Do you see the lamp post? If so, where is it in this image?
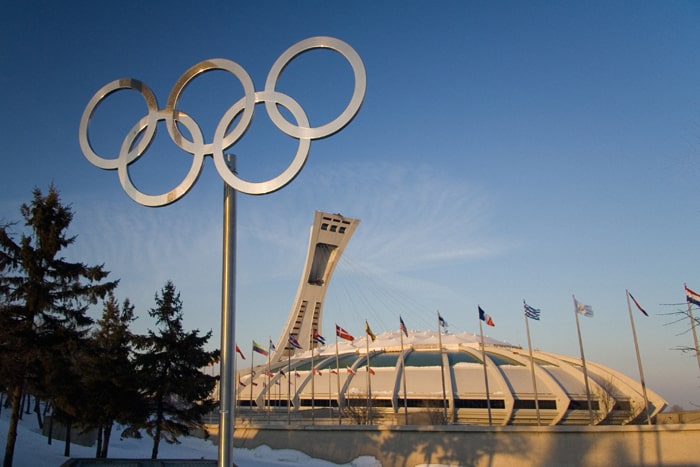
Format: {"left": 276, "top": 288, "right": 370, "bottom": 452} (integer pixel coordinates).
{"left": 78, "top": 36, "right": 365, "bottom": 467}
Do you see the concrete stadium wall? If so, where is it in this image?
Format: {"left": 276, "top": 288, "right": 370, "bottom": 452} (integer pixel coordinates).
{"left": 234, "top": 423, "right": 700, "bottom": 467}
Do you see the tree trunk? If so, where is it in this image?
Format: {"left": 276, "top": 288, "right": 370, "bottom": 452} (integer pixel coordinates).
{"left": 95, "top": 424, "right": 103, "bottom": 458}
{"left": 151, "top": 423, "right": 161, "bottom": 460}
{"left": 3, "top": 384, "right": 22, "bottom": 467}
{"left": 101, "top": 421, "right": 113, "bottom": 458}
{"left": 33, "top": 397, "right": 43, "bottom": 430}
{"left": 47, "top": 414, "right": 53, "bottom": 445}
{"left": 63, "top": 419, "right": 71, "bottom": 457}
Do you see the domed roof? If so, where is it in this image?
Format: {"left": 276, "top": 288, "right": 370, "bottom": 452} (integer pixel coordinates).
{"left": 235, "top": 212, "right": 666, "bottom": 425}
{"left": 236, "top": 330, "right": 666, "bottom": 425}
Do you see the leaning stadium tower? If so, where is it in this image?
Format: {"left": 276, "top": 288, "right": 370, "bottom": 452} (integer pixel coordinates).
{"left": 236, "top": 211, "right": 666, "bottom": 425}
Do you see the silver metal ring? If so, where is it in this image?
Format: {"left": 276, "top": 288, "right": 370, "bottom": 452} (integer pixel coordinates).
{"left": 117, "top": 110, "right": 206, "bottom": 207}
{"left": 78, "top": 37, "right": 365, "bottom": 205}
{"left": 212, "top": 90, "right": 311, "bottom": 195}
{"left": 264, "top": 36, "right": 366, "bottom": 140}
{"left": 79, "top": 78, "right": 158, "bottom": 170}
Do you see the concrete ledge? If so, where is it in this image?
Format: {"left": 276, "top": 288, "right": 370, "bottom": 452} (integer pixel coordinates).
{"left": 234, "top": 423, "right": 700, "bottom": 466}
{"left": 60, "top": 460, "right": 215, "bottom": 467}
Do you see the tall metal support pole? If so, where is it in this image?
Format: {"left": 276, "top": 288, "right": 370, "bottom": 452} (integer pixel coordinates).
{"left": 365, "top": 336, "right": 372, "bottom": 424}
{"left": 573, "top": 295, "right": 595, "bottom": 425}
{"left": 335, "top": 336, "right": 342, "bottom": 425}
{"left": 218, "top": 154, "right": 236, "bottom": 467}
{"left": 287, "top": 351, "right": 291, "bottom": 424}
{"left": 399, "top": 323, "right": 408, "bottom": 425}
{"left": 626, "top": 290, "right": 651, "bottom": 425}
{"left": 524, "top": 314, "right": 541, "bottom": 426}
{"left": 437, "top": 312, "right": 448, "bottom": 423}
{"left": 687, "top": 302, "right": 700, "bottom": 373}
{"left": 478, "top": 317, "right": 493, "bottom": 426}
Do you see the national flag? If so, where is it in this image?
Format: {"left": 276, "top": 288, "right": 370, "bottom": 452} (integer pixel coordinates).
{"left": 313, "top": 330, "right": 326, "bottom": 345}
{"left": 331, "top": 369, "right": 338, "bottom": 375}
{"left": 524, "top": 301, "right": 541, "bottom": 320}
{"left": 368, "top": 367, "right": 375, "bottom": 375}
{"left": 269, "top": 339, "right": 276, "bottom": 351}
{"left": 628, "top": 291, "right": 649, "bottom": 317}
{"left": 238, "top": 380, "right": 247, "bottom": 387}
{"left": 236, "top": 344, "right": 246, "bottom": 360}
{"left": 251, "top": 381, "right": 258, "bottom": 386}
{"left": 264, "top": 369, "right": 274, "bottom": 377}
{"left": 685, "top": 284, "right": 700, "bottom": 307}
{"left": 346, "top": 367, "right": 356, "bottom": 375}
{"left": 313, "top": 367, "right": 322, "bottom": 375}
{"left": 400, "top": 316, "right": 408, "bottom": 337}
{"left": 478, "top": 306, "right": 495, "bottom": 326}
{"left": 295, "top": 371, "right": 301, "bottom": 378}
{"left": 365, "top": 321, "right": 376, "bottom": 341}
{"left": 252, "top": 341, "right": 268, "bottom": 356}
{"left": 575, "top": 299, "right": 594, "bottom": 318}
{"left": 336, "top": 324, "right": 355, "bottom": 341}
{"left": 288, "top": 334, "right": 303, "bottom": 350}
{"left": 279, "top": 369, "right": 286, "bottom": 377}
{"left": 438, "top": 312, "right": 448, "bottom": 332}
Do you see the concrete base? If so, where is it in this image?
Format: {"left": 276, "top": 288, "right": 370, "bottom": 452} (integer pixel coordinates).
{"left": 234, "top": 423, "right": 700, "bottom": 467}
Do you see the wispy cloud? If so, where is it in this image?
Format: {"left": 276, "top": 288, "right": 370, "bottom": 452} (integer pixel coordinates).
{"left": 300, "top": 160, "right": 513, "bottom": 272}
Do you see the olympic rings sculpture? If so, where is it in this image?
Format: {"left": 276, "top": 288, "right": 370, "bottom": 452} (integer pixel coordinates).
{"left": 78, "top": 37, "right": 366, "bottom": 206}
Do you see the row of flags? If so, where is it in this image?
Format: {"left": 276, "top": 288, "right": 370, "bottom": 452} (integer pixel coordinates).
{"left": 234, "top": 284, "right": 700, "bottom": 361}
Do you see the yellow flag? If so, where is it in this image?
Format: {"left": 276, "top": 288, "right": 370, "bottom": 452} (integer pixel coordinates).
{"left": 365, "top": 320, "right": 376, "bottom": 341}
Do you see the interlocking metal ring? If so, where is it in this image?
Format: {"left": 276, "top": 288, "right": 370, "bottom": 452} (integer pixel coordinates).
{"left": 78, "top": 37, "right": 366, "bottom": 206}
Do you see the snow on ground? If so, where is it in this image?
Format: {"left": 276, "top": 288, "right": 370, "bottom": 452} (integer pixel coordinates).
{"left": 0, "top": 407, "right": 380, "bottom": 466}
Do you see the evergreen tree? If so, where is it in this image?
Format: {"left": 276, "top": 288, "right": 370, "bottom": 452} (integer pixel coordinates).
{"left": 80, "top": 293, "right": 145, "bottom": 458}
{"left": 124, "top": 281, "right": 217, "bottom": 460}
{"left": 0, "top": 185, "right": 117, "bottom": 467}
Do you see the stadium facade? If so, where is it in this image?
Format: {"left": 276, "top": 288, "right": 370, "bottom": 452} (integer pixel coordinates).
{"left": 235, "top": 211, "right": 666, "bottom": 425}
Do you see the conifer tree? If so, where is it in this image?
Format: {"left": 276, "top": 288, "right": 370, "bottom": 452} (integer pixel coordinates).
{"left": 124, "top": 281, "right": 217, "bottom": 459}
{"left": 0, "top": 185, "right": 117, "bottom": 467}
{"left": 80, "top": 292, "right": 145, "bottom": 458}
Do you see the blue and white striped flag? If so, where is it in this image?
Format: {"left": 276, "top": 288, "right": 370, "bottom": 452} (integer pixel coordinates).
{"left": 524, "top": 301, "right": 541, "bottom": 320}
{"left": 575, "top": 299, "right": 594, "bottom": 318}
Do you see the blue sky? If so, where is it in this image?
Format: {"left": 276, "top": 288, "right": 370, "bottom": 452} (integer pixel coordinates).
{"left": 2, "top": 1, "right": 700, "bottom": 409}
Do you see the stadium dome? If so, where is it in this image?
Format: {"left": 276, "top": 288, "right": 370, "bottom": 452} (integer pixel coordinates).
{"left": 236, "top": 329, "right": 666, "bottom": 426}
{"left": 235, "top": 212, "right": 666, "bottom": 425}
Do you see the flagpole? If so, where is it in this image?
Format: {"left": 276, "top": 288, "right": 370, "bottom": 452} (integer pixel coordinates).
{"left": 266, "top": 342, "right": 271, "bottom": 422}
{"left": 437, "top": 311, "right": 448, "bottom": 423}
{"left": 328, "top": 362, "right": 332, "bottom": 417}
{"left": 400, "top": 318, "right": 408, "bottom": 425}
{"left": 626, "top": 290, "right": 651, "bottom": 425}
{"left": 249, "top": 343, "right": 255, "bottom": 420}
{"left": 287, "top": 350, "right": 291, "bottom": 424}
{"left": 524, "top": 307, "right": 541, "bottom": 426}
{"left": 310, "top": 333, "right": 315, "bottom": 425}
{"left": 266, "top": 342, "right": 271, "bottom": 424}
{"left": 573, "top": 295, "right": 595, "bottom": 425}
{"left": 478, "top": 314, "right": 493, "bottom": 426}
{"left": 218, "top": 154, "right": 236, "bottom": 467}
{"left": 335, "top": 329, "right": 342, "bottom": 425}
{"left": 685, "top": 285, "right": 700, "bottom": 373}
{"left": 365, "top": 325, "right": 373, "bottom": 425}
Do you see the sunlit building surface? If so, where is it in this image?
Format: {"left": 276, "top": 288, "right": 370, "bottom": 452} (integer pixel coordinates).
{"left": 235, "top": 212, "right": 666, "bottom": 425}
